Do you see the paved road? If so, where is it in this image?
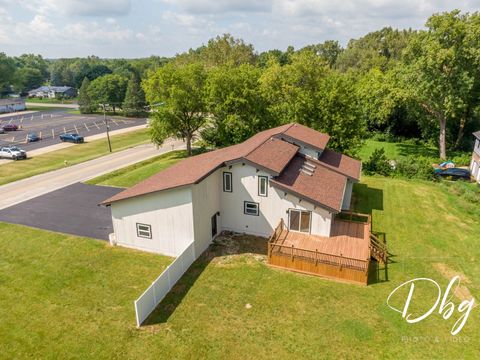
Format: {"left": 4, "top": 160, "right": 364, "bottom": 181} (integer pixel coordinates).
{"left": 0, "top": 123, "right": 148, "bottom": 167}
{"left": 0, "top": 138, "right": 185, "bottom": 211}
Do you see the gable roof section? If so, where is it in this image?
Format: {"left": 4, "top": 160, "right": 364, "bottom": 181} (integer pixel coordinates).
{"left": 234, "top": 138, "right": 299, "bottom": 175}
{"left": 474, "top": 131, "right": 480, "bottom": 140}
{"left": 317, "top": 149, "right": 361, "bottom": 181}
{"left": 270, "top": 155, "right": 347, "bottom": 213}
{"left": 102, "top": 123, "right": 336, "bottom": 205}
{"left": 279, "top": 123, "right": 330, "bottom": 151}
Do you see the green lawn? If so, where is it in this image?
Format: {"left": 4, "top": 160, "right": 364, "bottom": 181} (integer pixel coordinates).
{"left": 26, "top": 98, "right": 77, "bottom": 104}
{"left": 1, "top": 176, "right": 478, "bottom": 358}
{"left": 86, "top": 150, "right": 188, "bottom": 187}
{"left": 0, "top": 129, "right": 150, "bottom": 186}
{"left": 0, "top": 223, "right": 172, "bottom": 359}
{"left": 358, "top": 139, "right": 469, "bottom": 163}
{"left": 25, "top": 105, "right": 70, "bottom": 112}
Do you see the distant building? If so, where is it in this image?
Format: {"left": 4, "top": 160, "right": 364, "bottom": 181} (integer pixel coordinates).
{"left": 0, "top": 98, "right": 26, "bottom": 114}
{"left": 470, "top": 131, "right": 480, "bottom": 183}
{"left": 28, "top": 86, "right": 77, "bottom": 99}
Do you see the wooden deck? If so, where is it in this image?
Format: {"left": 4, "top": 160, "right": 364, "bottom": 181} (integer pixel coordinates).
{"left": 267, "top": 215, "right": 372, "bottom": 285}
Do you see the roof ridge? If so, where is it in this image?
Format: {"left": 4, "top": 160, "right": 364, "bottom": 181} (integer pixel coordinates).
{"left": 243, "top": 123, "right": 296, "bottom": 158}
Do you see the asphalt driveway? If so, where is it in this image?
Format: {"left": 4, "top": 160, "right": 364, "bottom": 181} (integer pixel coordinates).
{"left": 0, "top": 182, "right": 123, "bottom": 240}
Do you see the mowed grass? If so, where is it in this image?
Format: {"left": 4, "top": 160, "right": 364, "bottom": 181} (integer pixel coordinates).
{"left": 357, "top": 139, "right": 439, "bottom": 161}
{"left": 1, "top": 177, "right": 479, "bottom": 358}
{"left": 0, "top": 223, "right": 172, "bottom": 359}
{"left": 0, "top": 129, "right": 150, "bottom": 186}
{"left": 87, "top": 150, "right": 189, "bottom": 188}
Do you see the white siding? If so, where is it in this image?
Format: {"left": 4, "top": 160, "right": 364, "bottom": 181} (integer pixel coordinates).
{"left": 219, "top": 163, "right": 332, "bottom": 237}
{"left": 342, "top": 179, "right": 354, "bottom": 210}
{"left": 191, "top": 169, "right": 222, "bottom": 257}
{"left": 111, "top": 187, "right": 194, "bottom": 257}
{"left": 298, "top": 145, "right": 321, "bottom": 159}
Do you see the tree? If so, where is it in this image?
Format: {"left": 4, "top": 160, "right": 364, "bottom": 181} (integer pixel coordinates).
{"left": 78, "top": 78, "right": 95, "bottom": 114}
{"left": 175, "top": 34, "right": 256, "bottom": 67}
{"left": 403, "top": 10, "right": 480, "bottom": 158}
{"left": 88, "top": 74, "right": 128, "bottom": 114}
{"left": 0, "top": 53, "right": 16, "bottom": 95}
{"left": 123, "top": 74, "right": 145, "bottom": 117}
{"left": 203, "top": 64, "right": 275, "bottom": 147}
{"left": 300, "top": 40, "right": 344, "bottom": 68}
{"left": 260, "top": 51, "right": 365, "bottom": 154}
{"left": 13, "top": 67, "right": 44, "bottom": 94}
{"left": 143, "top": 63, "right": 207, "bottom": 156}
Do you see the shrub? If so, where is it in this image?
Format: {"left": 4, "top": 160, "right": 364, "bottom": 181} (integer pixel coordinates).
{"left": 395, "top": 156, "right": 436, "bottom": 180}
{"left": 451, "top": 154, "right": 472, "bottom": 167}
{"left": 363, "top": 148, "right": 392, "bottom": 176}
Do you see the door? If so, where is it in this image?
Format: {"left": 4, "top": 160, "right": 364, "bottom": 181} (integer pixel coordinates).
{"left": 288, "top": 209, "right": 311, "bottom": 233}
{"left": 211, "top": 214, "right": 217, "bottom": 238}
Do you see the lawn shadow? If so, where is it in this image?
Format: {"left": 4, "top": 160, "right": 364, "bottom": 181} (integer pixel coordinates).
{"left": 352, "top": 183, "right": 384, "bottom": 214}
{"left": 142, "top": 233, "right": 267, "bottom": 326}
{"left": 396, "top": 142, "right": 438, "bottom": 158}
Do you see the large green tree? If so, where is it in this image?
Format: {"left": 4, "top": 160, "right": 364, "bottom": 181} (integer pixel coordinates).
{"left": 78, "top": 78, "right": 95, "bottom": 114}
{"left": 203, "top": 64, "right": 275, "bottom": 147}
{"left": 88, "top": 74, "right": 128, "bottom": 114}
{"left": 260, "top": 51, "right": 366, "bottom": 153}
{"left": 122, "top": 74, "right": 145, "bottom": 117}
{"left": 143, "top": 63, "right": 207, "bottom": 155}
{"left": 404, "top": 10, "right": 480, "bottom": 158}
{"left": 0, "top": 53, "right": 16, "bottom": 95}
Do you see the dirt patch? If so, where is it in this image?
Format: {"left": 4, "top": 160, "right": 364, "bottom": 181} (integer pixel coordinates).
{"left": 433, "top": 263, "right": 475, "bottom": 303}
{"left": 209, "top": 232, "right": 268, "bottom": 265}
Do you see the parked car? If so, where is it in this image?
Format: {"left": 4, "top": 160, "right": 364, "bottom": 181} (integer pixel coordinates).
{"left": 59, "top": 133, "right": 84, "bottom": 143}
{"left": 27, "top": 132, "right": 40, "bottom": 142}
{"left": 0, "top": 146, "right": 27, "bottom": 160}
{"left": 0, "top": 127, "right": 4, "bottom": 134}
{"left": 2, "top": 124, "right": 18, "bottom": 131}
{"left": 434, "top": 167, "right": 471, "bottom": 181}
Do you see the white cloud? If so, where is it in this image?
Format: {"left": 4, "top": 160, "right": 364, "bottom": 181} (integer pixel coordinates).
{"left": 161, "top": 0, "right": 272, "bottom": 14}
{"left": 18, "top": 0, "right": 131, "bottom": 17}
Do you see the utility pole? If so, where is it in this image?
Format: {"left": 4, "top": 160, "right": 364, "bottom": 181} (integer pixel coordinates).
{"left": 103, "top": 104, "right": 112, "bottom": 153}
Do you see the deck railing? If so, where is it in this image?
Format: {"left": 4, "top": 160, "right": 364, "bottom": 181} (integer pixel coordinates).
{"left": 269, "top": 241, "right": 369, "bottom": 272}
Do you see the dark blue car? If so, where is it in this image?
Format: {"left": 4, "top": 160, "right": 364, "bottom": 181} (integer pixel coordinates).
{"left": 59, "top": 133, "right": 84, "bottom": 144}
{"left": 435, "top": 167, "right": 471, "bottom": 181}
{"left": 27, "top": 133, "right": 40, "bottom": 142}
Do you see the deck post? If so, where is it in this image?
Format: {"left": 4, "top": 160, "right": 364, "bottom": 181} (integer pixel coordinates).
{"left": 291, "top": 245, "right": 294, "bottom": 261}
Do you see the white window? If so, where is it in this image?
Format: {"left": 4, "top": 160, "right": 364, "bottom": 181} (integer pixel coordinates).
{"left": 223, "top": 172, "right": 232, "bottom": 192}
{"left": 288, "top": 209, "right": 311, "bottom": 233}
{"left": 244, "top": 201, "right": 259, "bottom": 216}
{"left": 258, "top": 176, "right": 268, "bottom": 197}
{"left": 136, "top": 223, "right": 152, "bottom": 239}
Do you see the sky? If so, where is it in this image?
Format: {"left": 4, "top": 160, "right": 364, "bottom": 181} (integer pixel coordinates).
{"left": 0, "top": 0, "right": 478, "bottom": 58}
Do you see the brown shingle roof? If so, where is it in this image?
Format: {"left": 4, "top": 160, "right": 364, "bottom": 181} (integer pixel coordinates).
{"left": 241, "top": 138, "right": 298, "bottom": 175}
{"left": 317, "top": 149, "right": 361, "bottom": 181}
{"left": 280, "top": 123, "right": 330, "bottom": 151}
{"left": 271, "top": 155, "right": 347, "bottom": 212}
{"left": 102, "top": 123, "right": 339, "bottom": 205}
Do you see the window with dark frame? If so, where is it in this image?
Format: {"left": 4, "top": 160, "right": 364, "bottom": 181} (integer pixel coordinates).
{"left": 258, "top": 176, "right": 268, "bottom": 197}
{"left": 136, "top": 223, "right": 152, "bottom": 239}
{"left": 223, "top": 172, "right": 232, "bottom": 192}
{"left": 244, "top": 201, "right": 259, "bottom": 216}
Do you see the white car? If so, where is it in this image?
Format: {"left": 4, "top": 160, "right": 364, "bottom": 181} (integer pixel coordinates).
{"left": 0, "top": 146, "right": 27, "bottom": 160}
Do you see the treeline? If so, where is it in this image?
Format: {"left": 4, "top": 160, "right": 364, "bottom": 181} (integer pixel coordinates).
{"left": 144, "top": 10, "right": 480, "bottom": 159}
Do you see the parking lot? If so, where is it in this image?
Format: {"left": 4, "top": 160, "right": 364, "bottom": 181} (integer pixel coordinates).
{"left": 0, "top": 182, "right": 123, "bottom": 240}
{"left": 0, "top": 109, "right": 146, "bottom": 151}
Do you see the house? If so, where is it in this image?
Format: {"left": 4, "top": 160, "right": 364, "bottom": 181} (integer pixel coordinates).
{"left": 470, "top": 131, "right": 480, "bottom": 183}
{"left": 0, "top": 98, "right": 26, "bottom": 114}
{"left": 28, "top": 86, "right": 77, "bottom": 99}
{"left": 102, "top": 123, "right": 386, "bottom": 284}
